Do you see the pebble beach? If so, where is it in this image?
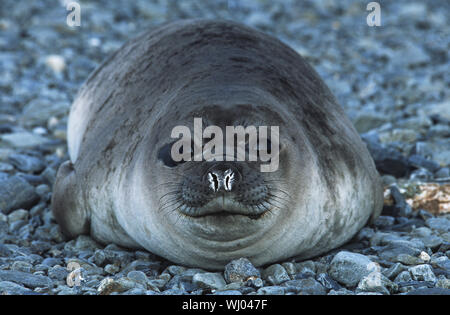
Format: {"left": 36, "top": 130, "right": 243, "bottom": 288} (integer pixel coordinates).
{"left": 0, "top": 0, "right": 449, "bottom": 295}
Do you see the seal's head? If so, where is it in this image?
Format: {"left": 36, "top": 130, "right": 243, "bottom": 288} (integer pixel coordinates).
{"left": 122, "top": 99, "right": 303, "bottom": 269}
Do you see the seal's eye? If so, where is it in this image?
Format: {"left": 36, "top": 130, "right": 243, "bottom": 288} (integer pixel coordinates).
{"left": 157, "top": 142, "right": 186, "bottom": 167}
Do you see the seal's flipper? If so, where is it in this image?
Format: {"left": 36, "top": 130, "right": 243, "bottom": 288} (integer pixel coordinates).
{"left": 52, "top": 161, "right": 90, "bottom": 238}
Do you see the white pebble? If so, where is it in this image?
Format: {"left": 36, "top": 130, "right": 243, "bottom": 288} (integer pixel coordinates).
{"left": 419, "top": 251, "right": 430, "bottom": 262}
{"left": 45, "top": 55, "right": 66, "bottom": 73}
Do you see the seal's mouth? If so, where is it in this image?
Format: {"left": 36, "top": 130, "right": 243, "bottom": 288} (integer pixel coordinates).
{"left": 178, "top": 196, "right": 269, "bottom": 220}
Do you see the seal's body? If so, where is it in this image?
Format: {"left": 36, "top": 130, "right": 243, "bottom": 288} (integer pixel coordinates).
{"left": 52, "top": 20, "right": 383, "bottom": 269}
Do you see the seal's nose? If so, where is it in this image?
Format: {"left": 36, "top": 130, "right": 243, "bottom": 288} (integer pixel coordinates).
{"left": 204, "top": 164, "right": 241, "bottom": 193}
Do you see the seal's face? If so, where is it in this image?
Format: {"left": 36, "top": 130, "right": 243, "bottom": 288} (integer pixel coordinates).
{"left": 129, "top": 102, "right": 301, "bottom": 267}
{"left": 155, "top": 105, "right": 291, "bottom": 242}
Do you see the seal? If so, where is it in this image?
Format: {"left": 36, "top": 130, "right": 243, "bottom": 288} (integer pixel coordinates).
{"left": 52, "top": 19, "right": 383, "bottom": 269}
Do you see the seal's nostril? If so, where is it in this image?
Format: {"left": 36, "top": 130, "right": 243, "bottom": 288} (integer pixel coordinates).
{"left": 224, "top": 169, "right": 235, "bottom": 191}
{"left": 207, "top": 172, "right": 220, "bottom": 192}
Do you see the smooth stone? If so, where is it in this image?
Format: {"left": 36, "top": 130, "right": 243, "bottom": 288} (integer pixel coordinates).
{"left": 35, "top": 184, "right": 50, "bottom": 197}
{"left": 256, "top": 286, "right": 285, "bottom": 295}
{"left": 328, "top": 251, "right": 374, "bottom": 287}
{"left": 48, "top": 265, "right": 69, "bottom": 281}
{"left": 426, "top": 218, "right": 450, "bottom": 232}
{"left": 1, "top": 132, "right": 51, "bottom": 148}
{"left": 377, "top": 243, "right": 423, "bottom": 265}
{"left": 20, "top": 98, "right": 69, "bottom": 128}
{"left": 0, "top": 281, "right": 34, "bottom": 294}
{"left": 127, "top": 270, "right": 148, "bottom": 286}
{"left": 224, "top": 258, "right": 260, "bottom": 283}
{"left": 192, "top": 272, "right": 226, "bottom": 290}
{"left": 217, "top": 281, "right": 244, "bottom": 291}
{"left": 165, "top": 265, "right": 187, "bottom": 276}
{"left": 0, "top": 270, "right": 51, "bottom": 289}
{"left": 261, "top": 264, "right": 290, "bottom": 285}
{"left": 353, "top": 112, "right": 387, "bottom": 133}
{"left": 435, "top": 167, "right": 450, "bottom": 178}
{"left": 0, "top": 176, "right": 39, "bottom": 214}
{"left": 283, "top": 278, "right": 326, "bottom": 295}
{"left": 8, "top": 153, "right": 45, "bottom": 173}
{"left": 408, "top": 154, "right": 440, "bottom": 173}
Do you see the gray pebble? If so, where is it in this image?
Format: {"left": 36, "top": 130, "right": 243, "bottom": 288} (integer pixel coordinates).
{"left": 192, "top": 272, "right": 226, "bottom": 290}
{"left": 0, "top": 176, "right": 39, "bottom": 214}
{"left": 165, "top": 265, "right": 187, "bottom": 276}
{"left": 283, "top": 278, "right": 327, "bottom": 295}
{"left": 256, "top": 286, "right": 285, "bottom": 295}
{"left": 435, "top": 167, "right": 450, "bottom": 178}
{"left": 224, "top": 258, "right": 260, "bottom": 283}
{"left": 8, "top": 153, "right": 45, "bottom": 173}
{"left": 0, "top": 281, "right": 35, "bottom": 294}
{"left": 1, "top": 132, "right": 51, "bottom": 149}
{"left": 261, "top": 264, "right": 290, "bottom": 285}
{"left": 426, "top": 218, "right": 450, "bottom": 232}
{"left": 328, "top": 251, "right": 374, "bottom": 287}
{"left": 127, "top": 270, "right": 148, "bottom": 286}
{"left": 0, "top": 270, "right": 51, "bottom": 288}
{"left": 48, "top": 265, "right": 69, "bottom": 281}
